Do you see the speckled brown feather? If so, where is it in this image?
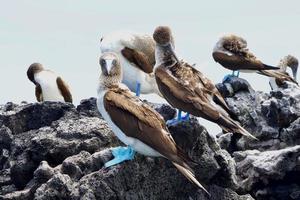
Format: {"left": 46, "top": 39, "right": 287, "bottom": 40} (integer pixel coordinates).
{"left": 56, "top": 77, "right": 73, "bottom": 103}
{"left": 121, "top": 47, "right": 153, "bottom": 73}
{"left": 155, "top": 61, "right": 256, "bottom": 139}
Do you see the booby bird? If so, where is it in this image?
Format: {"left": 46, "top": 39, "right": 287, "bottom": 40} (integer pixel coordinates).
{"left": 212, "top": 34, "right": 279, "bottom": 81}
{"left": 258, "top": 55, "right": 298, "bottom": 90}
{"left": 100, "top": 30, "right": 160, "bottom": 97}
{"left": 97, "top": 52, "right": 208, "bottom": 194}
{"left": 153, "top": 26, "right": 256, "bottom": 140}
{"left": 27, "top": 63, "right": 72, "bottom": 103}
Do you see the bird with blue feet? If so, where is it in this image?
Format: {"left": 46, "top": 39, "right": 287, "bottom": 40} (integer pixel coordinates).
{"left": 97, "top": 52, "right": 209, "bottom": 195}
{"left": 212, "top": 34, "right": 279, "bottom": 82}
{"left": 153, "top": 26, "right": 257, "bottom": 140}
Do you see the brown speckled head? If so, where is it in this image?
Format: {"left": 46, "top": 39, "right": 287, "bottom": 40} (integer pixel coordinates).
{"left": 153, "top": 26, "right": 172, "bottom": 45}
{"left": 27, "top": 63, "right": 44, "bottom": 84}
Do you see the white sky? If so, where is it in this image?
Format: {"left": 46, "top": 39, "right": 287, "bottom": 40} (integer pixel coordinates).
{"left": 1, "top": 0, "right": 299, "bottom": 134}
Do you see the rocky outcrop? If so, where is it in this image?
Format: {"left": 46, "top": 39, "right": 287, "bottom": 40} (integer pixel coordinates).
{"left": 216, "top": 77, "right": 300, "bottom": 200}
{"left": 0, "top": 98, "right": 253, "bottom": 200}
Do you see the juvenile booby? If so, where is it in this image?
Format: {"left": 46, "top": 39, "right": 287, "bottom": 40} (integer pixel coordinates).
{"left": 212, "top": 34, "right": 279, "bottom": 81}
{"left": 153, "top": 26, "right": 256, "bottom": 140}
{"left": 27, "top": 63, "right": 72, "bottom": 103}
{"left": 258, "top": 55, "right": 298, "bottom": 90}
{"left": 100, "top": 30, "right": 160, "bottom": 96}
{"left": 97, "top": 52, "right": 208, "bottom": 194}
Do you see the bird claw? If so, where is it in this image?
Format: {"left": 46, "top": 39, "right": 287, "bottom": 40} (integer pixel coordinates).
{"left": 104, "top": 146, "right": 135, "bottom": 168}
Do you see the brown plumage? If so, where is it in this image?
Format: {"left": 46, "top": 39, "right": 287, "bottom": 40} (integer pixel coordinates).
{"left": 153, "top": 27, "right": 256, "bottom": 140}
{"left": 98, "top": 52, "right": 209, "bottom": 194}
{"left": 121, "top": 47, "right": 153, "bottom": 73}
{"left": 213, "top": 34, "right": 279, "bottom": 71}
{"left": 258, "top": 55, "right": 298, "bottom": 87}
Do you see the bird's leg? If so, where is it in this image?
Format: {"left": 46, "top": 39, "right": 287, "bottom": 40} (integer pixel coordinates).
{"left": 222, "top": 70, "right": 239, "bottom": 83}
{"left": 135, "top": 81, "right": 141, "bottom": 97}
{"left": 166, "top": 110, "right": 190, "bottom": 126}
{"left": 104, "top": 146, "right": 135, "bottom": 168}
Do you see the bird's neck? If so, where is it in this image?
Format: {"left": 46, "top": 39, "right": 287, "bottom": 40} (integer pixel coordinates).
{"left": 154, "top": 45, "right": 177, "bottom": 69}
{"left": 98, "top": 75, "right": 121, "bottom": 91}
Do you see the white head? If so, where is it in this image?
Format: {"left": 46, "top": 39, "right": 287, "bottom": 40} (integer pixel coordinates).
{"left": 99, "top": 52, "right": 122, "bottom": 88}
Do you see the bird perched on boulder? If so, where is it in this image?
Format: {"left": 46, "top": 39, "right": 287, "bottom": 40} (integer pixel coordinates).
{"left": 27, "top": 63, "right": 72, "bottom": 103}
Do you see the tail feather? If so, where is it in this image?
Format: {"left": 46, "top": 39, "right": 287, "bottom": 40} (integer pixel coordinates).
{"left": 172, "top": 162, "right": 210, "bottom": 196}
{"left": 218, "top": 115, "right": 258, "bottom": 140}
{"left": 263, "top": 64, "right": 280, "bottom": 70}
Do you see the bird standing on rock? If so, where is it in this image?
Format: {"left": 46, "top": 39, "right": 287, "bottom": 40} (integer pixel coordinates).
{"left": 96, "top": 52, "right": 209, "bottom": 194}
{"left": 100, "top": 30, "right": 161, "bottom": 97}
{"left": 153, "top": 26, "right": 256, "bottom": 140}
{"left": 27, "top": 63, "right": 72, "bottom": 103}
{"left": 258, "top": 55, "right": 298, "bottom": 90}
{"left": 212, "top": 34, "right": 279, "bottom": 82}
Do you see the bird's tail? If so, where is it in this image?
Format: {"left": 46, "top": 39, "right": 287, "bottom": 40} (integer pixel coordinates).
{"left": 258, "top": 70, "right": 298, "bottom": 85}
{"left": 218, "top": 115, "right": 258, "bottom": 140}
{"left": 172, "top": 162, "right": 210, "bottom": 196}
{"left": 262, "top": 64, "right": 280, "bottom": 70}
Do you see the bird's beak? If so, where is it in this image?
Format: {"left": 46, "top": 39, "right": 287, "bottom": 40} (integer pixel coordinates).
{"left": 292, "top": 67, "right": 298, "bottom": 81}
{"left": 166, "top": 43, "right": 179, "bottom": 63}
{"left": 101, "top": 59, "right": 113, "bottom": 76}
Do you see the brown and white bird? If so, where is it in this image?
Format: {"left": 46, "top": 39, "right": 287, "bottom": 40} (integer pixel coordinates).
{"left": 153, "top": 26, "right": 256, "bottom": 140}
{"left": 27, "top": 63, "right": 72, "bottom": 103}
{"left": 100, "top": 30, "right": 160, "bottom": 96}
{"left": 96, "top": 52, "right": 208, "bottom": 194}
{"left": 258, "top": 55, "right": 298, "bottom": 90}
{"left": 212, "top": 34, "right": 279, "bottom": 79}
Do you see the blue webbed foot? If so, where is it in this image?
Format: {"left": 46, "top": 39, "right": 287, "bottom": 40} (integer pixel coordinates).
{"left": 222, "top": 71, "right": 240, "bottom": 83}
{"left": 104, "top": 146, "right": 135, "bottom": 168}
{"left": 135, "top": 82, "right": 141, "bottom": 97}
{"left": 166, "top": 110, "right": 190, "bottom": 126}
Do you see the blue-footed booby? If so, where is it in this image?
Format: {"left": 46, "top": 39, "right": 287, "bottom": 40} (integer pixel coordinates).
{"left": 96, "top": 52, "right": 209, "bottom": 194}
{"left": 258, "top": 55, "right": 298, "bottom": 90}
{"left": 100, "top": 30, "right": 160, "bottom": 97}
{"left": 27, "top": 63, "right": 72, "bottom": 103}
{"left": 212, "top": 34, "right": 279, "bottom": 82}
{"left": 153, "top": 26, "right": 256, "bottom": 140}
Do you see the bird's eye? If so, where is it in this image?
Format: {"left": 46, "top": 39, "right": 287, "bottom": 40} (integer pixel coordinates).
{"left": 100, "top": 37, "right": 103, "bottom": 42}
{"left": 112, "top": 59, "right": 117, "bottom": 66}
{"left": 100, "top": 59, "right": 106, "bottom": 66}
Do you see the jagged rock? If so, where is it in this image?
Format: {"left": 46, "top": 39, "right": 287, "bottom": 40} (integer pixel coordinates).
{"left": 0, "top": 99, "right": 253, "bottom": 199}
{"left": 234, "top": 146, "right": 300, "bottom": 200}
{"left": 76, "top": 97, "right": 101, "bottom": 118}
{"left": 217, "top": 77, "right": 300, "bottom": 151}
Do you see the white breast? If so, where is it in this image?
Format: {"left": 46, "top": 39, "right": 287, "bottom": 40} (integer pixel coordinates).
{"left": 34, "top": 71, "right": 64, "bottom": 102}
{"left": 97, "top": 88, "right": 161, "bottom": 157}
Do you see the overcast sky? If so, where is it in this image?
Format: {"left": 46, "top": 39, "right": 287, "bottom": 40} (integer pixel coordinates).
{"left": 1, "top": 0, "right": 299, "bottom": 134}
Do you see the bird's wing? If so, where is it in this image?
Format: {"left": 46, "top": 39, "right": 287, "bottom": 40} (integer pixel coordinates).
{"left": 212, "top": 52, "right": 279, "bottom": 71}
{"left": 258, "top": 70, "right": 298, "bottom": 85}
{"left": 121, "top": 47, "right": 154, "bottom": 73}
{"left": 56, "top": 77, "right": 73, "bottom": 103}
{"left": 104, "top": 88, "right": 193, "bottom": 165}
{"left": 35, "top": 83, "right": 43, "bottom": 102}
